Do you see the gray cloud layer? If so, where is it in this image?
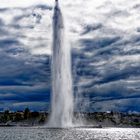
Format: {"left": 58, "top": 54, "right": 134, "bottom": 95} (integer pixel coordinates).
{"left": 0, "top": 0, "right": 140, "bottom": 112}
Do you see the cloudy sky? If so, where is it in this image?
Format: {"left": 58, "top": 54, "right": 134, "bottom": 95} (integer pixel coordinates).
{"left": 0, "top": 0, "right": 140, "bottom": 112}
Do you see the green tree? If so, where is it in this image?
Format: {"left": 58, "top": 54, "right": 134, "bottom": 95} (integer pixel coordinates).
{"left": 3, "top": 110, "right": 10, "bottom": 122}
{"left": 24, "top": 108, "right": 30, "bottom": 120}
{"left": 39, "top": 114, "right": 46, "bottom": 124}
{"left": 14, "top": 112, "right": 23, "bottom": 121}
{"left": 31, "top": 111, "right": 39, "bottom": 118}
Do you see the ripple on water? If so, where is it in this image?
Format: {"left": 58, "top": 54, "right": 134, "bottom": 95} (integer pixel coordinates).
{"left": 0, "top": 127, "right": 139, "bottom": 140}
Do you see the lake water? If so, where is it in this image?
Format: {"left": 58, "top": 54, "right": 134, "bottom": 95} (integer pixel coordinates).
{"left": 0, "top": 127, "right": 139, "bottom": 140}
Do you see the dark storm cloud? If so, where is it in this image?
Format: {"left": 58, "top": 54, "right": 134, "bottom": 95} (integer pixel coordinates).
{"left": 0, "top": 4, "right": 52, "bottom": 110}
{"left": 80, "top": 36, "right": 120, "bottom": 51}
{"left": 87, "top": 98, "right": 140, "bottom": 112}
{"left": 73, "top": 8, "right": 140, "bottom": 112}
{"left": 81, "top": 24, "right": 102, "bottom": 35}
{"left": 0, "top": 52, "right": 51, "bottom": 110}
{"left": 0, "top": 19, "right": 9, "bottom": 36}
{"left": 0, "top": 0, "right": 140, "bottom": 112}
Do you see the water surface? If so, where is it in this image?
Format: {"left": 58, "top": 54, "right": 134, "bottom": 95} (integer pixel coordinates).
{"left": 0, "top": 127, "right": 139, "bottom": 140}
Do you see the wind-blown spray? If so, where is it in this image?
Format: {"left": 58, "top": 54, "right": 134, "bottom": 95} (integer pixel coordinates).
{"left": 48, "top": 0, "right": 73, "bottom": 128}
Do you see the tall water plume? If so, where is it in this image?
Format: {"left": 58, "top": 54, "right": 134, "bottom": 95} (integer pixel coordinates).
{"left": 48, "top": 0, "right": 73, "bottom": 128}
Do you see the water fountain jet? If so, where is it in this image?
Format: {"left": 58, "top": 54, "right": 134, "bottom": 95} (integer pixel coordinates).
{"left": 48, "top": 0, "right": 73, "bottom": 128}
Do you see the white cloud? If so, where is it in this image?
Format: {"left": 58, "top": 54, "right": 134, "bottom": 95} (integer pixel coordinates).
{"left": 0, "top": 0, "right": 53, "bottom": 8}
{"left": 0, "top": 0, "right": 140, "bottom": 111}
